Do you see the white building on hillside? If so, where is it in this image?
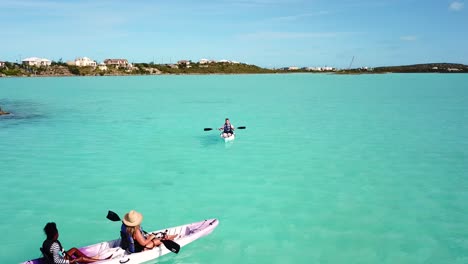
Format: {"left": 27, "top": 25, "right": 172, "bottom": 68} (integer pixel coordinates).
{"left": 75, "top": 57, "right": 97, "bottom": 67}
{"left": 0, "top": 61, "right": 5, "bottom": 68}
{"left": 177, "top": 60, "right": 191, "bottom": 66}
{"left": 98, "top": 63, "right": 108, "bottom": 71}
{"left": 199, "top": 59, "right": 209, "bottom": 64}
{"left": 22, "top": 57, "right": 51, "bottom": 67}
{"left": 104, "top": 59, "right": 129, "bottom": 68}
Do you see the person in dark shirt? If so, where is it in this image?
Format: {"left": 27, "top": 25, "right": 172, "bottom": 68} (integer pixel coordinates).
{"left": 42, "top": 222, "right": 110, "bottom": 264}
{"left": 219, "top": 118, "right": 235, "bottom": 138}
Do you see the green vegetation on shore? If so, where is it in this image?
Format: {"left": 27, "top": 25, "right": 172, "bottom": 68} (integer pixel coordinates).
{"left": 0, "top": 61, "right": 281, "bottom": 77}
{"left": 1, "top": 61, "right": 467, "bottom": 77}
{"left": 373, "top": 63, "right": 468, "bottom": 73}
{"left": 335, "top": 63, "right": 468, "bottom": 74}
{"left": 142, "top": 62, "right": 276, "bottom": 74}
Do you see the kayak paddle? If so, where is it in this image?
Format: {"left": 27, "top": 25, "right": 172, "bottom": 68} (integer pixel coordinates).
{"left": 106, "top": 210, "right": 181, "bottom": 254}
{"left": 204, "top": 126, "right": 246, "bottom": 131}
{"left": 107, "top": 210, "right": 121, "bottom": 221}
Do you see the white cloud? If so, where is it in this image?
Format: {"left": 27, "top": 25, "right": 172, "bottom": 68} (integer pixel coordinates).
{"left": 274, "top": 11, "right": 330, "bottom": 21}
{"left": 400, "top": 35, "right": 418, "bottom": 41}
{"left": 238, "top": 31, "right": 339, "bottom": 40}
{"left": 228, "top": 0, "right": 300, "bottom": 5}
{"left": 449, "top": 1, "right": 464, "bottom": 11}
{"left": 0, "top": 0, "right": 98, "bottom": 10}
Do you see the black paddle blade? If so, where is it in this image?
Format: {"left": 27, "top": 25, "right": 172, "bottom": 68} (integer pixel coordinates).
{"left": 237, "top": 126, "right": 246, "bottom": 129}
{"left": 106, "top": 210, "right": 121, "bottom": 222}
{"left": 161, "top": 239, "right": 180, "bottom": 254}
{"left": 204, "top": 128, "right": 213, "bottom": 131}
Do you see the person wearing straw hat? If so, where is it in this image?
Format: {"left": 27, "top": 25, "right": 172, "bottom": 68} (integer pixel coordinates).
{"left": 120, "top": 210, "right": 178, "bottom": 253}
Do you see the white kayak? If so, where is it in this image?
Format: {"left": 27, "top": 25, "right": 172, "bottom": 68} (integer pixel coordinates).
{"left": 22, "top": 219, "right": 219, "bottom": 264}
{"left": 221, "top": 133, "right": 235, "bottom": 142}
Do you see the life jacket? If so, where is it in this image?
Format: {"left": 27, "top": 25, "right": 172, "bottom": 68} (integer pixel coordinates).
{"left": 120, "top": 224, "right": 135, "bottom": 253}
{"left": 120, "top": 224, "right": 146, "bottom": 253}
{"left": 42, "top": 239, "right": 63, "bottom": 260}
{"left": 223, "top": 123, "right": 233, "bottom": 133}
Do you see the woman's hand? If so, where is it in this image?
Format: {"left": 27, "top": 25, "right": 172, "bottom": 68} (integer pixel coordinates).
{"left": 148, "top": 234, "right": 156, "bottom": 240}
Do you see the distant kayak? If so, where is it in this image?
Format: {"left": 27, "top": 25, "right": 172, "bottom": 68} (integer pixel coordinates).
{"left": 22, "top": 219, "right": 219, "bottom": 264}
{"left": 204, "top": 126, "right": 245, "bottom": 142}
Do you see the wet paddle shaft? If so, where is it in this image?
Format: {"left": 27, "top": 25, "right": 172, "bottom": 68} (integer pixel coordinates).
{"left": 204, "top": 126, "right": 246, "bottom": 131}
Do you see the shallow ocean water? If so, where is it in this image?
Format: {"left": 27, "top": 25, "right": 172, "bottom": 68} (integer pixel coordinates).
{"left": 1, "top": 73, "right": 468, "bottom": 263}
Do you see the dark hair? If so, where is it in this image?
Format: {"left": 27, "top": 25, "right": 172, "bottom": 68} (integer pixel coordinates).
{"left": 225, "top": 118, "right": 229, "bottom": 121}
{"left": 44, "top": 222, "right": 58, "bottom": 240}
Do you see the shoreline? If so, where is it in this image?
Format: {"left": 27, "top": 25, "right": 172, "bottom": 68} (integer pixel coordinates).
{"left": 0, "top": 71, "right": 336, "bottom": 79}
{"left": 1, "top": 62, "right": 282, "bottom": 77}
{"left": 1, "top": 71, "right": 468, "bottom": 79}
{"left": 1, "top": 62, "right": 467, "bottom": 78}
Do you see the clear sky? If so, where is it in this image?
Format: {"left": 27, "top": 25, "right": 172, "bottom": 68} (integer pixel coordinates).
{"left": 0, "top": 0, "right": 467, "bottom": 68}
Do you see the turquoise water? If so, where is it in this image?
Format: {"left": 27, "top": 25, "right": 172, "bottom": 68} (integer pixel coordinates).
{"left": 1, "top": 74, "right": 468, "bottom": 264}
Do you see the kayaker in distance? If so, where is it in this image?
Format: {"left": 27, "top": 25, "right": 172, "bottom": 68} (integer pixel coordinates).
{"left": 218, "top": 118, "right": 235, "bottom": 138}
{"left": 121, "top": 210, "right": 178, "bottom": 253}
{"left": 0, "top": 105, "right": 10, "bottom": 115}
{"left": 42, "top": 222, "right": 109, "bottom": 263}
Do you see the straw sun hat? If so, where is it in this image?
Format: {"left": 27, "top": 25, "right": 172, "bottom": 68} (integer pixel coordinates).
{"left": 123, "top": 210, "right": 143, "bottom": 226}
